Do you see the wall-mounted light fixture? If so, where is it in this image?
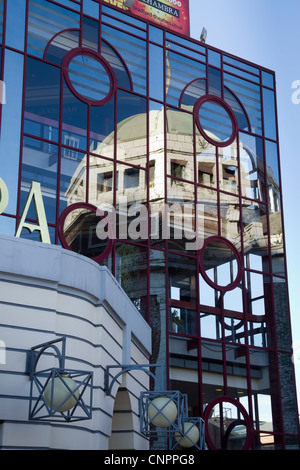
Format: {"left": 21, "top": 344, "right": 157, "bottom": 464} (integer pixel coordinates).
{"left": 105, "top": 363, "right": 205, "bottom": 450}
{"left": 26, "top": 337, "right": 93, "bottom": 422}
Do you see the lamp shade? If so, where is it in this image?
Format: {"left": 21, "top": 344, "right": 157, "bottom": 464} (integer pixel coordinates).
{"left": 175, "top": 422, "right": 200, "bottom": 448}
{"left": 44, "top": 375, "right": 79, "bottom": 412}
{"left": 148, "top": 396, "right": 177, "bottom": 428}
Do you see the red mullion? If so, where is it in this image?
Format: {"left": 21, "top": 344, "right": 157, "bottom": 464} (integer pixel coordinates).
{"left": 260, "top": 70, "right": 286, "bottom": 447}
{"left": 15, "top": 0, "right": 29, "bottom": 230}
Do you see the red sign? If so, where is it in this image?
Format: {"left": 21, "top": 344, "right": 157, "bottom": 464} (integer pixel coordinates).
{"left": 102, "top": 0, "right": 190, "bottom": 36}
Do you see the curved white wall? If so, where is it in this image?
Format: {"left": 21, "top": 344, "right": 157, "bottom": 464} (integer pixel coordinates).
{"left": 0, "top": 235, "right": 151, "bottom": 450}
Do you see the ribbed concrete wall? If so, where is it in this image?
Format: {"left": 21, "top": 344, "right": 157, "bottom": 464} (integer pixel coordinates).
{"left": 0, "top": 235, "right": 151, "bottom": 450}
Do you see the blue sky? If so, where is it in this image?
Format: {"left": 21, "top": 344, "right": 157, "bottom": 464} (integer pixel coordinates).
{"left": 189, "top": 0, "right": 300, "bottom": 406}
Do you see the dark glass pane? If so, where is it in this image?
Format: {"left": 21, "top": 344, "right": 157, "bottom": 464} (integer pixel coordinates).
{"left": 24, "top": 58, "right": 60, "bottom": 142}
{"left": 263, "top": 88, "right": 277, "bottom": 141}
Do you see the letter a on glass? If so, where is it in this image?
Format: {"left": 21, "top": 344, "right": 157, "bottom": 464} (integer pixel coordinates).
{"left": 15, "top": 181, "right": 51, "bottom": 243}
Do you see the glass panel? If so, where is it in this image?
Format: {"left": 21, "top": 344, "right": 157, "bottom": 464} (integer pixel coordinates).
{"left": 219, "top": 193, "right": 240, "bottom": 246}
{"left": 223, "top": 287, "right": 243, "bottom": 314}
{"left": 239, "top": 132, "right": 265, "bottom": 201}
{"left": 242, "top": 200, "right": 270, "bottom": 273}
{"left": 149, "top": 25, "right": 163, "bottom": 44}
{"left": 150, "top": 249, "right": 166, "bottom": 385}
{"left": 169, "top": 336, "right": 200, "bottom": 415}
{"left": 67, "top": 53, "right": 112, "bottom": 102}
{"left": 45, "top": 29, "right": 80, "bottom": 65}
{"left": 149, "top": 101, "right": 165, "bottom": 247}
{"left": 60, "top": 147, "right": 87, "bottom": 213}
{"left": 167, "top": 108, "right": 194, "bottom": 182}
{"left": 219, "top": 142, "right": 239, "bottom": 194}
{"left": 201, "top": 239, "right": 240, "bottom": 290}
{"left": 82, "top": 16, "right": 99, "bottom": 51}
{"left": 224, "top": 55, "right": 259, "bottom": 76}
{"left": 90, "top": 98, "right": 115, "bottom": 157}
{"left": 224, "top": 88, "right": 250, "bottom": 131}
{"left": 62, "top": 82, "right": 88, "bottom": 151}
{"left": 245, "top": 271, "right": 271, "bottom": 317}
{"left": 224, "top": 73, "right": 262, "bottom": 135}
{"left": 0, "top": 50, "right": 24, "bottom": 215}
{"left": 27, "top": 0, "right": 80, "bottom": 59}
{"left": 202, "top": 340, "right": 225, "bottom": 404}
{"left": 223, "top": 316, "right": 244, "bottom": 343}
{"left": 20, "top": 136, "right": 59, "bottom": 225}
{"left": 180, "top": 78, "right": 206, "bottom": 108}
{"left": 208, "top": 67, "right": 222, "bottom": 97}
{"left": 200, "top": 313, "right": 222, "bottom": 340}
{"left": 166, "top": 50, "right": 206, "bottom": 107}
{"left": 169, "top": 306, "right": 197, "bottom": 335}
{"left": 102, "top": 14, "right": 146, "bottom": 39}
{"left": 24, "top": 57, "right": 60, "bottom": 142}
{"left": 265, "top": 141, "right": 285, "bottom": 276}
{"left": 5, "top": 0, "right": 26, "bottom": 51}
{"left": 83, "top": 0, "right": 100, "bottom": 19}
{"left": 116, "top": 90, "right": 147, "bottom": 166}
{"left": 249, "top": 348, "right": 282, "bottom": 440}
{"left": 101, "top": 39, "right": 131, "bottom": 90}
{"left": 197, "top": 101, "right": 233, "bottom": 143}
{"left": 197, "top": 186, "right": 218, "bottom": 240}
{"left": 168, "top": 253, "right": 197, "bottom": 303}
{"left": 61, "top": 205, "right": 111, "bottom": 260}
{"left": 196, "top": 127, "right": 217, "bottom": 189}
{"left": 206, "top": 399, "right": 248, "bottom": 449}
{"left": 167, "top": 180, "right": 195, "bottom": 252}
{"left": 263, "top": 88, "right": 277, "bottom": 141}
{"left": 115, "top": 163, "right": 147, "bottom": 243}
{"left": 149, "top": 44, "right": 164, "bottom": 102}
{"left": 208, "top": 50, "right": 221, "bottom": 68}
{"left": 262, "top": 71, "right": 274, "bottom": 89}
{"left": 101, "top": 24, "right": 147, "bottom": 94}
{"left": 115, "top": 242, "right": 148, "bottom": 318}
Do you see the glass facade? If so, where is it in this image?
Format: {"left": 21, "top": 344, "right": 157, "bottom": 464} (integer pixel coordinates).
{"left": 0, "top": 0, "right": 299, "bottom": 450}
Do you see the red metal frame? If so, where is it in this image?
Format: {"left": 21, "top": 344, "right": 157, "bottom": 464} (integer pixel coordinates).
{"left": 0, "top": 0, "right": 298, "bottom": 450}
